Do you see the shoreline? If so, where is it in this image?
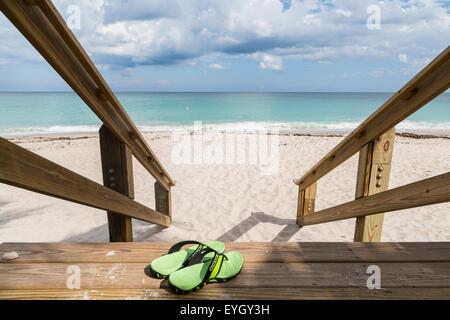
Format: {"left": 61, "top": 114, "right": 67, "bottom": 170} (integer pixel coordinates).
{"left": 4, "top": 128, "right": 450, "bottom": 142}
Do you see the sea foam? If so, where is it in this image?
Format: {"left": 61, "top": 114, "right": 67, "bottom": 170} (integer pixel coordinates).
{"left": 2, "top": 120, "right": 450, "bottom": 137}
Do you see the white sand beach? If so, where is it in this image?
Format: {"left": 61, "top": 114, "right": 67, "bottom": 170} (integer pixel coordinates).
{"left": 1, "top": 131, "right": 449, "bottom": 243}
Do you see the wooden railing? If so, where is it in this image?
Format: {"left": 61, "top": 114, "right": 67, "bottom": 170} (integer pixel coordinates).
{"left": 0, "top": 0, "right": 174, "bottom": 241}
{"left": 294, "top": 46, "right": 450, "bottom": 242}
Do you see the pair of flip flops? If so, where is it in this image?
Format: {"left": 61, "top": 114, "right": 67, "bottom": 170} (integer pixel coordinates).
{"left": 148, "top": 240, "right": 243, "bottom": 294}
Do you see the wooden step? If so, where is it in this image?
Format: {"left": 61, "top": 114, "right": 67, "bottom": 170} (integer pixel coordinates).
{"left": 1, "top": 288, "right": 449, "bottom": 300}
{"left": 2, "top": 242, "right": 450, "bottom": 263}
{"left": 1, "top": 242, "right": 449, "bottom": 299}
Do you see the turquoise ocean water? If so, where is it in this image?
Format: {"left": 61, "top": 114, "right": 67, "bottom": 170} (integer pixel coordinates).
{"left": 0, "top": 92, "right": 449, "bottom": 136}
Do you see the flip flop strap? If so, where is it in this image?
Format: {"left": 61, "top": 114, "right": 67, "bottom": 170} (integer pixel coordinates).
{"left": 185, "top": 247, "right": 227, "bottom": 283}
{"left": 167, "top": 240, "right": 205, "bottom": 254}
{"left": 168, "top": 240, "right": 223, "bottom": 269}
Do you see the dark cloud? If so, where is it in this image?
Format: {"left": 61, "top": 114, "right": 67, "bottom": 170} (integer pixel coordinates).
{"left": 93, "top": 50, "right": 197, "bottom": 68}
{"left": 220, "top": 37, "right": 294, "bottom": 55}
{"left": 103, "top": 0, "right": 181, "bottom": 24}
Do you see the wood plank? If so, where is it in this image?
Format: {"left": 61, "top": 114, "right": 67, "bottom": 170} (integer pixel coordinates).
{"left": 100, "top": 125, "right": 134, "bottom": 242}
{"left": 354, "top": 144, "right": 371, "bottom": 200}
{"left": 0, "top": 0, "right": 174, "bottom": 190}
{"left": 354, "top": 128, "right": 395, "bottom": 242}
{"left": 296, "top": 183, "right": 317, "bottom": 224}
{"left": 155, "top": 181, "right": 172, "bottom": 219}
{"left": 0, "top": 137, "right": 171, "bottom": 227}
{"left": 0, "top": 262, "right": 449, "bottom": 289}
{"left": 2, "top": 242, "right": 450, "bottom": 263}
{"left": 1, "top": 287, "right": 449, "bottom": 300}
{"left": 298, "top": 172, "right": 450, "bottom": 226}
{"left": 294, "top": 46, "right": 450, "bottom": 189}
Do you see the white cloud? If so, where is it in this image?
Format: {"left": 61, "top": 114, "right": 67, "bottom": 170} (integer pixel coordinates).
{"left": 258, "top": 54, "right": 283, "bottom": 71}
{"left": 398, "top": 53, "right": 408, "bottom": 63}
{"left": 336, "top": 9, "right": 353, "bottom": 17}
{"left": 209, "top": 63, "right": 226, "bottom": 69}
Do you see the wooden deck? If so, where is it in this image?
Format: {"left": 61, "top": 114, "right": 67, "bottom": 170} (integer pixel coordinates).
{"left": 1, "top": 242, "right": 449, "bottom": 300}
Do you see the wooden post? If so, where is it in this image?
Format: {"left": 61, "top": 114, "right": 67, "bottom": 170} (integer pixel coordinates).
{"left": 100, "top": 125, "right": 134, "bottom": 242}
{"left": 353, "top": 128, "right": 395, "bottom": 242}
{"left": 296, "top": 182, "right": 317, "bottom": 225}
{"left": 155, "top": 182, "right": 172, "bottom": 219}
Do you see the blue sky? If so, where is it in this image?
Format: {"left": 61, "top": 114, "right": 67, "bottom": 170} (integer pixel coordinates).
{"left": 0, "top": 0, "right": 449, "bottom": 92}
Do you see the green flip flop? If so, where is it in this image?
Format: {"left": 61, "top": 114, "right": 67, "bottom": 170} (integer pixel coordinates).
{"left": 168, "top": 247, "right": 243, "bottom": 294}
{"left": 148, "top": 240, "right": 225, "bottom": 279}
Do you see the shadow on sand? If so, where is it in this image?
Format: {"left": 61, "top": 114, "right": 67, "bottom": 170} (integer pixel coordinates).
{"left": 217, "top": 211, "right": 301, "bottom": 242}
{"left": 62, "top": 212, "right": 299, "bottom": 242}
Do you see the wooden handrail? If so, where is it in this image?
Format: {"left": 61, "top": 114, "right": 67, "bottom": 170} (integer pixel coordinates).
{"left": 0, "top": 137, "right": 171, "bottom": 227}
{"left": 297, "top": 172, "right": 450, "bottom": 226}
{"left": 0, "top": 0, "right": 175, "bottom": 190}
{"left": 294, "top": 46, "right": 450, "bottom": 188}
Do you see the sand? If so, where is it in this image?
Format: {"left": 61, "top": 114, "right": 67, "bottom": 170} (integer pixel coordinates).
{"left": 0, "top": 131, "right": 449, "bottom": 243}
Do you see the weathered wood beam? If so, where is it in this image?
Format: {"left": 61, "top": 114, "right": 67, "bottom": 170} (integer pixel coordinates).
{"left": 1, "top": 261, "right": 449, "bottom": 289}
{"left": 1, "top": 287, "right": 449, "bottom": 300}
{"left": 296, "top": 182, "right": 317, "bottom": 225}
{"left": 100, "top": 125, "right": 134, "bottom": 242}
{"left": 3, "top": 242, "right": 450, "bottom": 264}
{"left": 155, "top": 181, "right": 172, "bottom": 219}
{"left": 354, "top": 128, "right": 395, "bottom": 242}
{"left": 0, "top": 137, "right": 171, "bottom": 227}
{"left": 297, "top": 172, "right": 450, "bottom": 226}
